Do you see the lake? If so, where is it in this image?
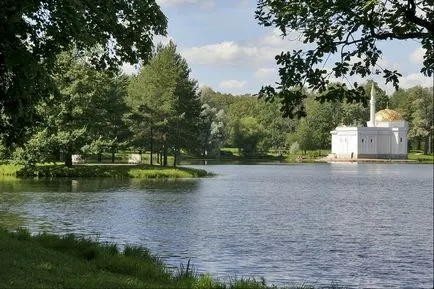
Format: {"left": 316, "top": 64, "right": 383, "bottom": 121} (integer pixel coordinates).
{"left": 0, "top": 163, "right": 433, "bottom": 288}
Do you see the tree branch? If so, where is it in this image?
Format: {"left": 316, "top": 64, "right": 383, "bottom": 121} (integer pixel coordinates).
{"left": 371, "top": 31, "right": 429, "bottom": 40}
{"left": 405, "top": 0, "right": 434, "bottom": 34}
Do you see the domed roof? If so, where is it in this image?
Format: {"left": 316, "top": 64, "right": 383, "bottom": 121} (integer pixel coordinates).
{"left": 375, "top": 109, "right": 404, "bottom": 122}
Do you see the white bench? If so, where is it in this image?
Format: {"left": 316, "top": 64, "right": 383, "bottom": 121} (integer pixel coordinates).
{"left": 128, "top": 154, "right": 142, "bottom": 164}
{"left": 72, "top": 154, "right": 84, "bottom": 164}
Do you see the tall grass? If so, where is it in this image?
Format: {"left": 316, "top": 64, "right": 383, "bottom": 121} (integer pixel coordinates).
{"left": 0, "top": 229, "right": 349, "bottom": 289}
{"left": 0, "top": 228, "right": 174, "bottom": 288}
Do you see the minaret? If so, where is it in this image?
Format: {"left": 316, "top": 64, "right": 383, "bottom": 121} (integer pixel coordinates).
{"left": 368, "top": 83, "right": 376, "bottom": 127}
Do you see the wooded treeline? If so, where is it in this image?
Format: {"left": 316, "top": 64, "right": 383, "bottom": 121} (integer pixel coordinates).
{"left": 0, "top": 43, "right": 432, "bottom": 167}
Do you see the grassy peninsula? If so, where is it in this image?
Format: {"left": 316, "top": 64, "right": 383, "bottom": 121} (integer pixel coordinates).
{"left": 0, "top": 229, "right": 344, "bottom": 289}
{"left": 0, "top": 164, "right": 209, "bottom": 179}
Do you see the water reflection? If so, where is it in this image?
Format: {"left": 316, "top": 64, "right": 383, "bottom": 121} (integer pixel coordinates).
{"left": 0, "top": 176, "right": 200, "bottom": 193}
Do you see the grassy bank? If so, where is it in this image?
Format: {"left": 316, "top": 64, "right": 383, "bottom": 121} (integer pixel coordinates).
{"left": 0, "top": 229, "right": 342, "bottom": 289}
{"left": 0, "top": 164, "right": 209, "bottom": 178}
{"left": 408, "top": 152, "right": 433, "bottom": 163}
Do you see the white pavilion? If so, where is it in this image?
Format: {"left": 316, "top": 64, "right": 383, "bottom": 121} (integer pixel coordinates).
{"left": 330, "top": 85, "right": 408, "bottom": 160}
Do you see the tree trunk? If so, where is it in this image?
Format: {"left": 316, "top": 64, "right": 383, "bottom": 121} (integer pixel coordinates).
{"left": 423, "top": 137, "right": 429, "bottom": 155}
{"left": 150, "top": 126, "right": 153, "bottom": 166}
{"left": 429, "top": 133, "right": 433, "bottom": 154}
{"left": 97, "top": 152, "right": 102, "bottom": 163}
{"left": 64, "top": 152, "right": 72, "bottom": 167}
{"left": 163, "top": 149, "right": 168, "bottom": 167}
{"left": 111, "top": 152, "right": 115, "bottom": 163}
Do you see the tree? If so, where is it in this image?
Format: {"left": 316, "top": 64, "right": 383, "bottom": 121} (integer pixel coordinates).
{"left": 225, "top": 96, "right": 262, "bottom": 147}
{"left": 38, "top": 52, "right": 96, "bottom": 167}
{"left": 295, "top": 119, "right": 316, "bottom": 153}
{"left": 408, "top": 87, "right": 433, "bottom": 154}
{"left": 294, "top": 96, "right": 341, "bottom": 152}
{"left": 82, "top": 74, "right": 130, "bottom": 163}
{"left": 256, "top": 100, "right": 297, "bottom": 155}
{"left": 127, "top": 42, "right": 201, "bottom": 167}
{"left": 390, "top": 85, "right": 432, "bottom": 151}
{"left": 17, "top": 51, "right": 129, "bottom": 167}
{"left": 255, "top": 0, "right": 433, "bottom": 118}
{"left": 198, "top": 104, "right": 226, "bottom": 157}
{"left": 231, "top": 116, "right": 267, "bottom": 156}
{"left": 1, "top": 0, "right": 167, "bottom": 145}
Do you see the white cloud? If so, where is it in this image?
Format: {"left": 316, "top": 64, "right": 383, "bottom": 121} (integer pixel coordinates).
{"left": 181, "top": 41, "right": 280, "bottom": 67}
{"left": 219, "top": 80, "right": 247, "bottom": 89}
{"left": 254, "top": 68, "right": 277, "bottom": 81}
{"left": 182, "top": 41, "right": 242, "bottom": 65}
{"left": 157, "top": 0, "right": 214, "bottom": 8}
{"left": 410, "top": 47, "right": 426, "bottom": 65}
{"left": 258, "top": 28, "right": 303, "bottom": 48}
{"left": 399, "top": 73, "right": 433, "bottom": 88}
{"left": 180, "top": 28, "right": 305, "bottom": 69}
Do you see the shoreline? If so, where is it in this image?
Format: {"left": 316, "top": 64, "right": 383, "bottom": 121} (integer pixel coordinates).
{"left": 315, "top": 158, "right": 419, "bottom": 164}
{"left": 0, "top": 229, "right": 335, "bottom": 289}
{"left": 0, "top": 164, "right": 210, "bottom": 179}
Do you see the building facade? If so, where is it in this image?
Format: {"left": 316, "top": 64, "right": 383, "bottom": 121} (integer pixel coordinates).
{"left": 330, "top": 85, "right": 408, "bottom": 159}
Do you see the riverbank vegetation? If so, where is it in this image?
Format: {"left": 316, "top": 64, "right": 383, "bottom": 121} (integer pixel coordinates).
{"left": 1, "top": 78, "right": 432, "bottom": 167}
{"left": 0, "top": 164, "right": 208, "bottom": 178}
{"left": 0, "top": 229, "right": 345, "bottom": 289}
{"left": 0, "top": 42, "right": 431, "bottom": 167}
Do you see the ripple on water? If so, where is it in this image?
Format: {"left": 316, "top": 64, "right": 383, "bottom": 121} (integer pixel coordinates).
{"left": 0, "top": 164, "right": 432, "bottom": 288}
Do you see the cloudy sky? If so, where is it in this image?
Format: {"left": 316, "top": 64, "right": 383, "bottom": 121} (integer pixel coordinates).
{"left": 127, "top": 0, "right": 432, "bottom": 95}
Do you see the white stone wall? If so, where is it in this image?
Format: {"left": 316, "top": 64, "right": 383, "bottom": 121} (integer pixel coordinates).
{"left": 331, "top": 128, "right": 359, "bottom": 158}
{"left": 331, "top": 125, "right": 408, "bottom": 159}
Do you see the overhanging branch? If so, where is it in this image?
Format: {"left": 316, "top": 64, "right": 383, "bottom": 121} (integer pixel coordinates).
{"left": 405, "top": 0, "right": 434, "bottom": 34}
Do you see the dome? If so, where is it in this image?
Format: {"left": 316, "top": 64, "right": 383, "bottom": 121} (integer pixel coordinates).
{"left": 375, "top": 109, "right": 404, "bottom": 122}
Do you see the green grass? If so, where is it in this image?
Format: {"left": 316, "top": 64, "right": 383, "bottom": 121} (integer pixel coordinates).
{"left": 129, "top": 166, "right": 209, "bottom": 178}
{"left": 0, "top": 164, "right": 209, "bottom": 178}
{"left": 408, "top": 152, "right": 433, "bottom": 163}
{"left": 0, "top": 228, "right": 180, "bottom": 288}
{"left": 0, "top": 229, "right": 347, "bottom": 289}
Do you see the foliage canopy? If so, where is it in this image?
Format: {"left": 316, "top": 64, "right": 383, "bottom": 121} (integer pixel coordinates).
{"left": 1, "top": 0, "right": 167, "bottom": 144}
{"left": 126, "top": 42, "right": 201, "bottom": 167}
{"left": 255, "top": 0, "right": 434, "bottom": 118}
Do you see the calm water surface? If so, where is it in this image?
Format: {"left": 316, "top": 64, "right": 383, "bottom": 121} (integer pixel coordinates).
{"left": 0, "top": 163, "right": 433, "bottom": 288}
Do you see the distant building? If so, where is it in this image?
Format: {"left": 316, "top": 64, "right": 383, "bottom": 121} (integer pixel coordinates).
{"left": 330, "top": 85, "right": 408, "bottom": 159}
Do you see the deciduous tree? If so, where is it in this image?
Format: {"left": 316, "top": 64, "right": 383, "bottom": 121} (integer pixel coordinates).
{"left": 255, "top": 0, "right": 433, "bottom": 118}
{"left": 407, "top": 87, "right": 433, "bottom": 154}
{"left": 1, "top": 0, "right": 167, "bottom": 145}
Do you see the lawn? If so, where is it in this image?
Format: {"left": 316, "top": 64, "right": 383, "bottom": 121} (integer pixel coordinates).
{"left": 0, "top": 164, "right": 209, "bottom": 178}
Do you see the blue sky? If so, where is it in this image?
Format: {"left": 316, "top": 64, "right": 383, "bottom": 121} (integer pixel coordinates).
{"left": 125, "top": 0, "right": 432, "bottom": 96}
